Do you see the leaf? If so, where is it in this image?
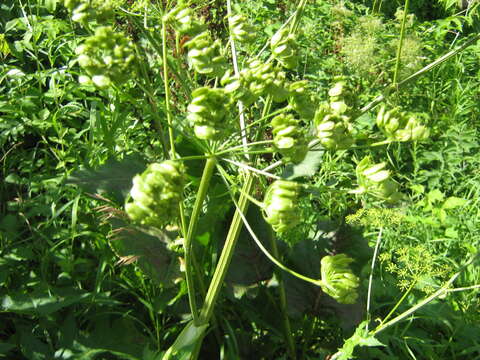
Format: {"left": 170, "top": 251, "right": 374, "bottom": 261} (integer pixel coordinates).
{"left": 108, "top": 217, "right": 181, "bottom": 287}
{"left": 283, "top": 148, "right": 324, "bottom": 180}
{"left": 226, "top": 206, "right": 273, "bottom": 288}
{"left": 336, "top": 321, "right": 385, "bottom": 360}
{"left": 427, "top": 189, "right": 445, "bottom": 204}
{"left": 67, "top": 154, "right": 147, "bottom": 203}
{"left": 162, "top": 321, "right": 208, "bottom": 360}
{"left": 2, "top": 288, "right": 91, "bottom": 316}
{"left": 442, "top": 196, "right": 467, "bottom": 209}
{"left": 0, "top": 34, "right": 10, "bottom": 57}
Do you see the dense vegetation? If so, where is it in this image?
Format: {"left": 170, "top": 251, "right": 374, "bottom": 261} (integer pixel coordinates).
{"left": 1, "top": 0, "right": 479, "bottom": 359}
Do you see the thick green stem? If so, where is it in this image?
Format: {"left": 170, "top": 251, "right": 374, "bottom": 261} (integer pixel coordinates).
{"left": 185, "top": 157, "right": 217, "bottom": 324}
{"left": 198, "top": 174, "right": 255, "bottom": 324}
{"left": 393, "top": 0, "right": 410, "bottom": 85}
{"left": 268, "top": 228, "right": 296, "bottom": 360}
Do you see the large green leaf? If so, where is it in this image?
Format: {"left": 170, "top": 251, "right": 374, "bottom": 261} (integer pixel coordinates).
{"left": 67, "top": 155, "right": 147, "bottom": 203}
{"left": 108, "top": 217, "right": 181, "bottom": 288}
{"left": 226, "top": 206, "right": 274, "bottom": 289}
{"left": 2, "top": 288, "right": 94, "bottom": 316}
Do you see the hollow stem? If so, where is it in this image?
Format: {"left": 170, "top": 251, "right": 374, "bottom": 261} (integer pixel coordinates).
{"left": 184, "top": 157, "right": 217, "bottom": 324}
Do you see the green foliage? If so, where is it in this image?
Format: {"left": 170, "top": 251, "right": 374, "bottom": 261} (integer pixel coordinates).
{"left": 2, "top": 0, "right": 480, "bottom": 359}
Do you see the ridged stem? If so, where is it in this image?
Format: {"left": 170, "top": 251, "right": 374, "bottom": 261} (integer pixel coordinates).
{"left": 184, "top": 157, "right": 217, "bottom": 324}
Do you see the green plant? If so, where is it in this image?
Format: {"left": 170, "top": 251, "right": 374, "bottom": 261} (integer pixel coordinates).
{"left": 2, "top": 0, "right": 480, "bottom": 359}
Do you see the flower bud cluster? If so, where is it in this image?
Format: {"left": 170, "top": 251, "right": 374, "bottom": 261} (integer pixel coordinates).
{"left": 63, "top": 0, "right": 113, "bottom": 24}
{"left": 288, "top": 81, "right": 316, "bottom": 120}
{"left": 75, "top": 26, "right": 136, "bottom": 88}
{"left": 320, "top": 254, "right": 359, "bottom": 304}
{"left": 187, "top": 87, "right": 233, "bottom": 140}
{"left": 184, "top": 31, "right": 228, "bottom": 78}
{"left": 353, "top": 156, "right": 402, "bottom": 202}
{"left": 263, "top": 180, "right": 301, "bottom": 233}
{"left": 125, "top": 161, "right": 186, "bottom": 228}
{"left": 270, "top": 27, "right": 299, "bottom": 70}
{"left": 229, "top": 14, "right": 256, "bottom": 44}
{"left": 271, "top": 114, "right": 309, "bottom": 164}
{"left": 163, "top": 4, "right": 206, "bottom": 36}
{"left": 221, "top": 60, "right": 289, "bottom": 105}
{"left": 376, "top": 106, "right": 429, "bottom": 142}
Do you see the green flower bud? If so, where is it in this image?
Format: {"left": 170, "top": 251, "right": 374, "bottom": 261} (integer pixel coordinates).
{"left": 288, "top": 81, "right": 316, "bottom": 120}
{"left": 163, "top": 5, "right": 207, "bottom": 36}
{"left": 320, "top": 254, "right": 360, "bottom": 304}
{"left": 187, "top": 87, "right": 233, "bottom": 140}
{"left": 185, "top": 32, "right": 227, "bottom": 78}
{"left": 270, "top": 27, "right": 299, "bottom": 70}
{"left": 271, "top": 114, "right": 309, "bottom": 163}
{"left": 229, "top": 14, "right": 256, "bottom": 44}
{"left": 75, "top": 26, "right": 136, "bottom": 88}
{"left": 125, "top": 161, "right": 186, "bottom": 228}
{"left": 263, "top": 180, "right": 301, "bottom": 233}
{"left": 314, "top": 109, "right": 354, "bottom": 150}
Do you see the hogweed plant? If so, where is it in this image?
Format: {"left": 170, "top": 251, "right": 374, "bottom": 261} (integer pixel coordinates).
{"left": 64, "top": 0, "right": 480, "bottom": 358}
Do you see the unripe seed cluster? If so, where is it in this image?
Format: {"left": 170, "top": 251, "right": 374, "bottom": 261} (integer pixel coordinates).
{"left": 63, "top": 0, "right": 113, "bottom": 24}
{"left": 187, "top": 87, "right": 233, "bottom": 140}
{"left": 222, "top": 61, "right": 289, "bottom": 105}
{"left": 271, "top": 114, "right": 309, "bottom": 164}
{"left": 263, "top": 180, "right": 301, "bottom": 233}
{"left": 377, "top": 106, "right": 430, "bottom": 142}
{"left": 353, "top": 156, "right": 402, "bottom": 202}
{"left": 163, "top": 5, "right": 206, "bottom": 36}
{"left": 315, "top": 107, "right": 354, "bottom": 150}
{"left": 76, "top": 26, "right": 136, "bottom": 88}
{"left": 270, "top": 27, "right": 299, "bottom": 70}
{"left": 314, "top": 79, "right": 356, "bottom": 150}
{"left": 125, "top": 161, "right": 186, "bottom": 228}
{"left": 320, "top": 254, "right": 359, "bottom": 304}
{"left": 229, "top": 14, "right": 256, "bottom": 44}
{"left": 288, "top": 81, "right": 316, "bottom": 120}
{"left": 184, "top": 32, "right": 228, "bottom": 78}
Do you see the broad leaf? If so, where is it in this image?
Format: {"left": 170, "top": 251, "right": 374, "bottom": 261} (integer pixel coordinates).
{"left": 67, "top": 155, "right": 146, "bottom": 203}
{"left": 108, "top": 216, "right": 181, "bottom": 288}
